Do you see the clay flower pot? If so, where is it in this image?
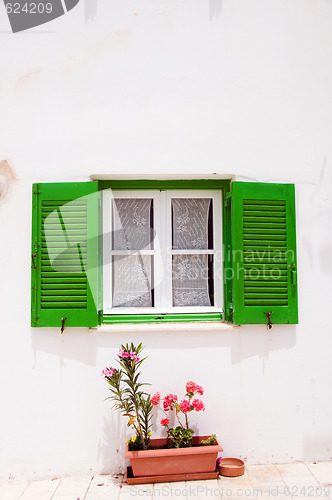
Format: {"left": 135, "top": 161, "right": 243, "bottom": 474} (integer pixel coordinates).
{"left": 125, "top": 436, "right": 223, "bottom": 478}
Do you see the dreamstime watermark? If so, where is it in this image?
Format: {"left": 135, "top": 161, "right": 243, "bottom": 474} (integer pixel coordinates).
{"left": 3, "top": 0, "right": 80, "bottom": 33}
{"left": 2, "top": 0, "right": 219, "bottom": 33}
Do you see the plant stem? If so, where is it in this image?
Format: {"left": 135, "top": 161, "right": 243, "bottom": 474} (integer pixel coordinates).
{"left": 185, "top": 394, "right": 193, "bottom": 429}
{"left": 133, "top": 400, "right": 145, "bottom": 448}
{"left": 128, "top": 376, "right": 146, "bottom": 449}
{"left": 175, "top": 410, "right": 185, "bottom": 429}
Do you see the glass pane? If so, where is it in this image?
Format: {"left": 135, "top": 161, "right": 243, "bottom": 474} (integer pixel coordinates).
{"left": 112, "top": 255, "right": 153, "bottom": 307}
{"left": 172, "top": 255, "right": 212, "bottom": 306}
{"left": 112, "top": 198, "right": 153, "bottom": 250}
{"left": 172, "top": 198, "right": 212, "bottom": 250}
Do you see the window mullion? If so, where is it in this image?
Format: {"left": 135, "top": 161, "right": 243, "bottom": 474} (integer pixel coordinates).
{"left": 153, "top": 192, "right": 163, "bottom": 310}
{"left": 164, "top": 191, "right": 173, "bottom": 309}
{"left": 213, "top": 191, "right": 223, "bottom": 311}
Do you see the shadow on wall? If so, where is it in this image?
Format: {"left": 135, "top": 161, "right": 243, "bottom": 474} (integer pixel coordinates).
{"left": 98, "top": 413, "right": 126, "bottom": 475}
{"left": 85, "top": 0, "right": 98, "bottom": 23}
{"left": 83, "top": 0, "right": 222, "bottom": 22}
{"left": 301, "top": 158, "right": 332, "bottom": 279}
{"left": 30, "top": 324, "right": 297, "bottom": 370}
{"left": 315, "top": 159, "right": 332, "bottom": 277}
{"left": 210, "top": 0, "right": 223, "bottom": 20}
{"left": 30, "top": 325, "right": 296, "bottom": 473}
{"left": 303, "top": 434, "right": 332, "bottom": 462}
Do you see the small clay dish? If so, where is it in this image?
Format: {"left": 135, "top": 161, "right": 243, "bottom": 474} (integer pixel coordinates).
{"left": 217, "top": 458, "right": 245, "bottom": 477}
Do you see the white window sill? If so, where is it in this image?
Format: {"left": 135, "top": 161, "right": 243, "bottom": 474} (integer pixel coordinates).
{"left": 89, "top": 321, "right": 238, "bottom": 333}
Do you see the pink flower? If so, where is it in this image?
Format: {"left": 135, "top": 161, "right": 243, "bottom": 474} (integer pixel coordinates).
{"left": 166, "top": 394, "right": 178, "bottom": 403}
{"left": 163, "top": 394, "right": 177, "bottom": 411}
{"left": 151, "top": 392, "right": 160, "bottom": 406}
{"left": 192, "top": 399, "right": 205, "bottom": 412}
{"left": 186, "top": 381, "right": 196, "bottom": 394}
{"left": 179, "top": 399, "right": 192, "bottom": 413}
{"left": 119, "top": 349, "right": 138, "bottom": 361}
{"left": 102, "top": 367, "right": 116, "bottom": 378}
{"left": 163, "top": 399, "right": 171, "bottom": 411}
{"left": 186, "top": 381, "right": 204, "bottom": 395}
{"left": 160, "top": 418, "right": 170, "bottom": 427}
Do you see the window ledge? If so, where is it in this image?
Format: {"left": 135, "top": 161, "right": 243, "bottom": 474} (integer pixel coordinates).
{"left": 89, "top": 321, "right": 238, "bottom": 333}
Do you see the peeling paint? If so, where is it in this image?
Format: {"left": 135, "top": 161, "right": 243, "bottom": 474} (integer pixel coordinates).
{"left": 61, "top": 29, "right": 131, "bottom": 74}
{"left": 0, "top": 160, "right": 17, "bottom": 204}
{"left": 16, "top": 67, "right": 42, "bottom": 87}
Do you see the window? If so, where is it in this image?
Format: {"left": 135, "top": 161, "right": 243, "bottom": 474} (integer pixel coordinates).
{"left": 31, "top": 179, "right": 298, "bottom": 328}
{"left": 103, "top": 190, "right": 222, "bottom": 315}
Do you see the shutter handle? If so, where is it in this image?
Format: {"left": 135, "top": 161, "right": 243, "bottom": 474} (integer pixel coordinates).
{"left": 291, "top": 263, "right": 297, "bottom": 285}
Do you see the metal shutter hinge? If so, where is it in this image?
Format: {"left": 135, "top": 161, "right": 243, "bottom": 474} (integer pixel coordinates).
{"left": 31, "top": 254, "right": 37, "bottom": 269}
{"left": 227, "top": 303, "right": 233, "bottom": 320}
{"left": 225, "top": 192, "right": 232, "bottom": 207}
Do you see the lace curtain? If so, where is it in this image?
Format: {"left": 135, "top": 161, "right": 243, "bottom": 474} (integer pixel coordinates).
{"left": 112, "top": 255, "right": 152, "bottom": 307}
{"left": 172, "top": 198, "right": 212, "bottom": 307}
{"left": 113, "top": 199, "right": 153, "bottom": 251}
{"left": 112, "top": 199, "right": 153, "bottom": 308}
{"left": 172, "top": 198, "right": 211, "bottom": 250}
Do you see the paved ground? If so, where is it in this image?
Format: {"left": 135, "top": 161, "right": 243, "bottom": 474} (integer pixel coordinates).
{"left": 0, "top": 462, "right": 331, "bottom": 499}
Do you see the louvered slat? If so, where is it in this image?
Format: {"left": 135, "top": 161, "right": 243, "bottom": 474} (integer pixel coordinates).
{"left": 31, "top": 182, "right": 98, "bottom": 328}
{"left": 41, "top": 199, "right": 88, "bottom": 310}
{"left": 232, "top": 181, "right": 298, "bottom": 324}
{"left": 243, "top": 199, "right": 288, "bottom": 307}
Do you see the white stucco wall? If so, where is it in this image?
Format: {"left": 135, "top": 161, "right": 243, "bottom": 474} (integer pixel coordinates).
{"left": 0, "top": 0, "right": 332, "bottom": 481}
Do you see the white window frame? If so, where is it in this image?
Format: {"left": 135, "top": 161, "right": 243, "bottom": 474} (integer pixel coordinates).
{"left": 103, "top": 189, "right": 223, "bottom": 315}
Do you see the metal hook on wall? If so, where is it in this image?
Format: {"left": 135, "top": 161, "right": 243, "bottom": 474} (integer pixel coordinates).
{"left": 264, "top": 311, "right": 273, "bottom": 330}
{"left": 61, "top": 317, "right": 68, "bottom": 334}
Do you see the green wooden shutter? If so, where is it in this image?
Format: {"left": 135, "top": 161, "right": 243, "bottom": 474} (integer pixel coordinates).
{"left": 232, "top": 182, "right": 298, "bottom": 325}
{"left": 31, "top": 182, "right": 99, "bottom": 327}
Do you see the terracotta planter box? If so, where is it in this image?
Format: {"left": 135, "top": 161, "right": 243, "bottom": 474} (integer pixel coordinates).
{"left": 125, "top": 436, "right": 223, "bottom": 478}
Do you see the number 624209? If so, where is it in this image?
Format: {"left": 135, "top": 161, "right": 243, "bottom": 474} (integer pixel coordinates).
{"left": 5, "top": 3, "right": 53, "bottom": 14}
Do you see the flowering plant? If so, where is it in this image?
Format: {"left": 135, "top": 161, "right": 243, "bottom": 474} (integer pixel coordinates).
{"left": 152, "top": 381, "right": 216, "bottom": 448}
{"left": 103, "top": 344, "right": 218, "bottom": 451}
{"left": 102, "top": 342, "right": 153, "bottom": 451}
